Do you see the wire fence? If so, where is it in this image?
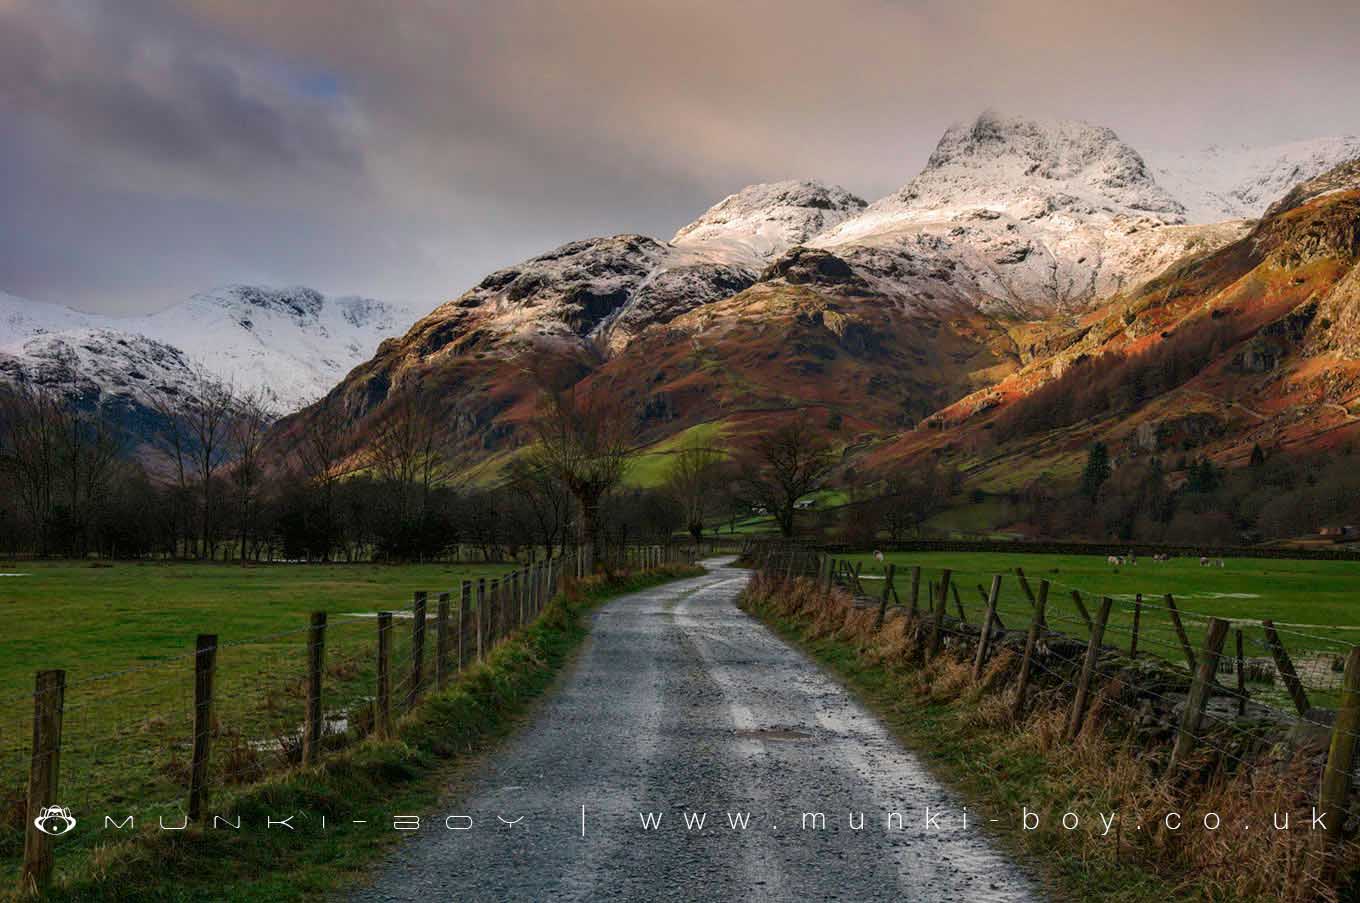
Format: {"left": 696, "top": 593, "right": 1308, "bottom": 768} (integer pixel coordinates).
{"left": 4, "top": 546, "right": 686, "bottom": 893}
{"left": 744, "top": 538, "right": 1360, "bottom": 894}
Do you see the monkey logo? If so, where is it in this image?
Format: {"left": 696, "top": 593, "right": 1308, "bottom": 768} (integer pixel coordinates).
{"left": 33, "top": 805, "right": 76, "bottom": 836}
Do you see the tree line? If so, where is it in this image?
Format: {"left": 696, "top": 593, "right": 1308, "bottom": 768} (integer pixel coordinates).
{"left": 0, "top": 368, "right": 854, "bottom": 562}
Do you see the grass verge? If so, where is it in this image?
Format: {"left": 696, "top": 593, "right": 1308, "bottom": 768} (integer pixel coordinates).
{"left": 9, "top": 565, "right": 704, "bottom": 902}
{"left": 739, "top": 573, "right": 1347, "bottom": 903}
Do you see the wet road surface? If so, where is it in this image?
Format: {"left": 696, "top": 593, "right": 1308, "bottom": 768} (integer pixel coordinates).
{"left": 347, "top": 560, "right": 1042, "bottom": 902}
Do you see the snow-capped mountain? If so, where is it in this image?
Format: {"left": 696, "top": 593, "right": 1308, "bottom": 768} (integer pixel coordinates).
{"left": 671, "top": 180, "right": 867, "bottom": 266}
{"left": 1147, "top": 136, "right": 1360, "bottom": 223}
{"left": 808, "top": 112, "right": 1246, "bottom": 314}
{"left": 0, "top": 286, "right": 419, "bottom": 413}
{"left": 406, "top": 180, "right": 867, "bottom": 359}
{"left": 417, "top": 235, "right": 753, "bottom": 358}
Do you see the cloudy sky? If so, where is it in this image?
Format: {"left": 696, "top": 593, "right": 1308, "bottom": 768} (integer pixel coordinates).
{"left": 2, "top": 0, "right": 1358, "bottom": 316}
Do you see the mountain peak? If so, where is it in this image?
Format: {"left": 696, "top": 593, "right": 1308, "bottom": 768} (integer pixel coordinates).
{"left": 671, "top": 179, "right": 866, "bottom": 264}
{"left": 900, "top": 111, "right": 1185, "bottom": 221}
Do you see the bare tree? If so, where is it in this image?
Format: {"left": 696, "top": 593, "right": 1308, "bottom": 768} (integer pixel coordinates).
{"left": 228, "top": 388, "right": 275, "bottom": 563}
{"left": 363, "top": 393, "right": 464, "bottom": 560}
{"left": 666, "top": 438, "right": 725, "bottom": 545}
{"left": 367, "top": 395, "right": 459, "bottom": 508}
{"left": 292, "top": 399, "right": 348, "bottom": 561}
{"left": 741, "top": 416, "right": 835, "bottom": 537}
{"left": 0, "top": 384, "right": 61, "bottom": 554}
{"left": 529, "top": 383, "right": 634, "bottom": 573}
{"left": 185, "top": 372, "right": 237, "bottom": 559}
{"left": 56, "top": 399, "right": 122, "bottom": 556}
{"left": 0, "top": 383, "right": 123, "bottom": 556}
{"left": 145, "top": 387, "right": 193, "bottom": 556}
{"left": 504, "top": 454, "right": 572, "bottom": 556}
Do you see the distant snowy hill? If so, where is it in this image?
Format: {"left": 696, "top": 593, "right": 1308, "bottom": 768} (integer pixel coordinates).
{"left": 0, "top": 286, "right": 419, "bottom": 414}
{"left": 1148, "top": 136, "right": 1360, "bottom": 223}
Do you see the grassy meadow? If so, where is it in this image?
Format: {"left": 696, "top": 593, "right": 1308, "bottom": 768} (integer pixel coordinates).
{"left": 834, "top": 549, "right": 1360, "bottom": 708}
{"left": 0, "top": 560, "right": 514, "bottom": 696}
{"left": 1, "top": 565, "right": 703, "bottom": 900}
{"left": 0, "top": 559, "right": 515, "bottom": 865}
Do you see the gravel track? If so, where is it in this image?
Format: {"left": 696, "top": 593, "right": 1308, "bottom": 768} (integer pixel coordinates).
{"left": 346, "top": 560, "right": 1042, "bottom": 902}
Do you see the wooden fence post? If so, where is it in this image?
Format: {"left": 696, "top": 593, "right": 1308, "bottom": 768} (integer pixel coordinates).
{"left": 1320, "top": 646, "right": 1360, "bottom": 851}
{"left": 973, "top": 584, "right": 1005, "bottom": 632}
{"left": 1013, "top": 567, "right": 1039, "bottom": 612}
{"left": 908, "top": 566, "right": 921, "bottom": 617}
{"left": 1069, "top": 589, "right": 1094, "bottom": 632}
{"left": 1262, "top": 620, "right": 1311, "bottom": 716}
{"left": 1129, "top": 594, "right": 1141, "bottom": 659}
{"left": 302, "top": 613, "right": 326, "bottom": 766}
{"left": 376, "top": 613, "right": 393, "bottom": 738}
{"left": 188, "top": 634, "right": 217, "bottom": 821}
{"left": 1012, "top": 581, "right": 1049, "bottom": 719}
{"left": 874, "top": 563, "right": 896, "bottom": 630}
{"left": 500, "top": 576, "right": 510, "bottom": 636}
{"left": 458, "top": 581, "right": 471, "bottom": 670}
{"left": 972, "top": 575, "right": 1003, "bottom": 680}
{"left": 490, "top": 578, "right": 501, "bottom": 644}
{"left": 951, "top": 583, "right": 968, "bottom": 624}
{"left": 476, "top": 578, "right": 486, "bottom": 661}
{"left": 516, "top": 570, "right": 526, "bottom": 626}
{"left": 1065, "top": 596, "right": 1114, "bottom": 740}
{"left": 436, "top": 593, "right": 451, "bottom": 691}
{"left": 409, "top": 592, "right": 427, "bottom": 710}
{"left": 926, "top": 570, "right": 952, "bottom": 659}
{"left": 1164, "top": 593, "right": 1198, "bottom": 671}
{"left": 1167, "top": 617, "right": 1230, "bottom": 774}
{"left": 1235, "top": 628, "right": 1246, "bottom": 716}
{"left": 20, "top": 669, "right": 65, "bottom": 895}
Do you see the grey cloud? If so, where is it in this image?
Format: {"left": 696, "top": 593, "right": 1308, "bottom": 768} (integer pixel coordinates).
{"left": 1, "top": 0, "right": 1358, "bottom": 316}
{"left": 0, "top": 1, "right": 363, "bottom": 196}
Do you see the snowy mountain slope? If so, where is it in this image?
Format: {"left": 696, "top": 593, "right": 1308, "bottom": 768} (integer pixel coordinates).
{"left": 0, "top": 328, "right": 198, "bottom": 407}
{"left": 808, "top": 112, "right": 1248, "bottom": 313}
{"left": 279, "top": 112, "right": 1360, "bottom": 476}
{"left": 407, "top": 235, "right": 756, "bottom": 360}
{"left": 1147, "top": 136, "right": 1360, "bottom": 223}
{"left": 140, "top": 286, "right": 419, "bottom": 410}
{"left": 398, "top": 181, "right": 867, "bottom": 361}
{"left": 0, "top": 286, "right": 419, "bottom": 412}
{"left": 671, "top": 180, "right": 867, "bottom": 266}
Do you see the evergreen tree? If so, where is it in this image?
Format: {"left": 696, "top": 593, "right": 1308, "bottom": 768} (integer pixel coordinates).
{"left": 1186, "top": 457, "right": 1221, "bottom": 494}
{"left": 1080, "top": 442, "right": 1111, "bottom": 500}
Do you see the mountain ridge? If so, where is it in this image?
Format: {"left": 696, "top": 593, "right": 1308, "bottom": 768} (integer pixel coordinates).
{"left": 0, "top": 285, "right": 420, "bottom": 413}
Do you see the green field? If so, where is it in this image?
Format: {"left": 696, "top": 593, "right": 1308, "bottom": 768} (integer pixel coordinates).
{"left": 834, "top": 550, "right": 1360, "bottom": 708}
{"left": 0, "top": 560, "right": 514, "bottom": 859}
